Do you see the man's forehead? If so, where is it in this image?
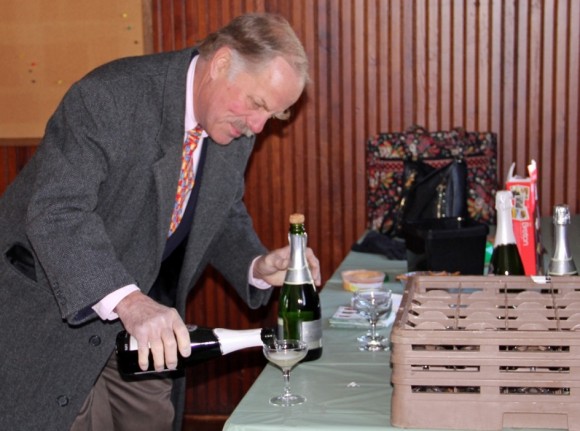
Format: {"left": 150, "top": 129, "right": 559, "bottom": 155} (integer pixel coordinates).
{"left": 242, "top": 59, "right": 303, "bottom": 107}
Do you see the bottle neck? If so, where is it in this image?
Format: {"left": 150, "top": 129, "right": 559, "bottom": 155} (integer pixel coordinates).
{"left": 494, "top": 204, "right": 518, "bottom": 247}
{"left": 553, "top": 223, "right": 572, "bottom": 259}
{"left": 549, "top": 223, "right": 578, "bottom": 274}
{"left": 285, "top": 224, "right": 314, "bottom": 285}
{"left": 214, "top": 328, "right": 267, "bottom": 355}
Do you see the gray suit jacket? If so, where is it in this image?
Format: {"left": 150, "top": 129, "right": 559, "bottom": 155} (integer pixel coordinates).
{"left": 0, "top": 48, "right": 271, "bottom": 430}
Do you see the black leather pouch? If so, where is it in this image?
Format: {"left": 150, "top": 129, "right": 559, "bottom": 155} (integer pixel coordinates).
{"left": 385, "top": 158, "right": 467, "bottom": 238}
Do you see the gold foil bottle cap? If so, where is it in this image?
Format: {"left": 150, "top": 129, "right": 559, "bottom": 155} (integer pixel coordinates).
{"left": 289, "top": 213, "right": 305, "bottom": 224}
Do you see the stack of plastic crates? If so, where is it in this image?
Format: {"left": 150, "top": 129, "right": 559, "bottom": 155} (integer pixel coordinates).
{"left": 390, "top": 275, "right": 580, "bottom": 430}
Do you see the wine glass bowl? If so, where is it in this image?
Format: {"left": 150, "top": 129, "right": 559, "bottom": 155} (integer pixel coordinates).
{"left": 352, "top": 286, "right": 393, "bottom": 351}
{"left": 263, "top": 339, "right": 308, "bottom": 406}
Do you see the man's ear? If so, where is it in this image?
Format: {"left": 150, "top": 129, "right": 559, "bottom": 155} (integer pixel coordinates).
{"left": 209, "top": 46, "right": 232, "bottom": 80}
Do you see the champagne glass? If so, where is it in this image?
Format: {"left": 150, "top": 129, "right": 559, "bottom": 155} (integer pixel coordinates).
{"left": 352, "top": 286, "right": 393, "bottom": 351}
{"left": 263, "top": 339, "right": 308, "bottom": 406}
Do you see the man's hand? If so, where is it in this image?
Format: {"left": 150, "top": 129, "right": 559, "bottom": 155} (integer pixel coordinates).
{"left": 114, "top": 291, "right": 191, "bottom": 372}
{"left": 252, "top": 245, "right": 321, "bottom": 287}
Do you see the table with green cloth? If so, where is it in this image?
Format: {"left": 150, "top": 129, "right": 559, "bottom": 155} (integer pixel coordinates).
{"left": 222, "top": 216, "right": 578, "bottom": 431}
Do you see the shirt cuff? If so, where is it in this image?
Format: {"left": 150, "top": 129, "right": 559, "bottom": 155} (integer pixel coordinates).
{"left": 249, "top": 256, "right": 271, "bottom": 290}
{"left": 92, "top": 284, "right": 141, "bottom": 321}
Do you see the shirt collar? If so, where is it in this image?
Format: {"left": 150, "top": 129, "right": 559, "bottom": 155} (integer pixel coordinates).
{"left": 185, "top": 54, "right": 208, "bottom": 139}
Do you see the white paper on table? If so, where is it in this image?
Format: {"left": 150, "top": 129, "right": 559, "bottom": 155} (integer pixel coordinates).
{"left": 329, "top": 293, "right": 402, "bottom": 329}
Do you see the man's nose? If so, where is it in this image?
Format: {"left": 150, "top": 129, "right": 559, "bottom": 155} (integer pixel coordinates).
{"left": 247, "top": 112, "right": 270, "bottom": 134}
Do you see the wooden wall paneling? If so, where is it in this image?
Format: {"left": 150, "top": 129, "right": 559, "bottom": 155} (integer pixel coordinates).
{"left": 349, "top": 0, "right": 368, "bottom": 244}
{"left": 365, "top": 0, "right": 378, "bottom": 141}
{"left": 388, "top": 0, "right": 403, "bottom": 130}
{"left": 428, "top": 0, "right": 441, "bottom": 129}
{"left": 327, "top": 0, "right": 341, "bottom": 261}
{"left": 439, "top": 0, "right": 451, "bottom": 127}
{"left": 501, "top": 0, "right": 516, "bottom": 179}
{"left": 527, "top": 0, "right": 543, "bottom": 176}
{"left": 311, "top": 0, "right": 330, "bottom": 270}
{"left": 0, "top": 144, "right": 37, "bottom": 195}
{"left": 3, "top": 1, "right": 579, "bottom": 430}
{"left": 322, "top": 0, "right": 342, "bottom": 273}
{"left": 298, "top": 0, "right": 324, "bottom": 255}
{"left": 476, "top": 0, "right": 491, "bottom": 130}
{"left": 490, "top": 0, "right": 502, "bottom": 145}
{"left": 465, "top": 0, "right": 478, "bottom": 130}
{"left": 556, "top": 0, "right": 578, "bottom": 208}
{"left": 452, "top": 0, "right": 466, "bottom": 128}
{"left": 515, "top": 0, "right": 530, "bottom": 175}
{"left": 553, "top": 0, "right": 568, "bottom": 206}
{"left": 376, "top": 0, "right": 389, "bottom": 129}
{"left": 415, "top": 0, "right": 428, "bottom": 127}
{"left": 568, "top": 0, "right": 580, "bottom": 210}
{"left": 402, "top": 0, "right": 416, "bottom": 128}
{"left": 540, "top": 0, "right": 555, "bottom": 208}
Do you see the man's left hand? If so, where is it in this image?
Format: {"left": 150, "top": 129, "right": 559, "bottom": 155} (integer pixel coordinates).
{"left": 252, "top": 245, "right": 321, "bottom": 287}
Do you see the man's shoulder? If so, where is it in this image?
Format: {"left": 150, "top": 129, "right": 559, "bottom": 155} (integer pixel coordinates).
{"left": 206, "top": 135, "right": 256, "bottom": 170}
{"left": 81, "top": 48, "right": 196, "bottom": 84}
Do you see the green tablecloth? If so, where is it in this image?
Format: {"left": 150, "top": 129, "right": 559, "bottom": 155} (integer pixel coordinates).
{"left": 223, "top": 250, "right": 405, "bottom": 431}
{"left": 222, "top": 216, "right": 577, "bottom": 431}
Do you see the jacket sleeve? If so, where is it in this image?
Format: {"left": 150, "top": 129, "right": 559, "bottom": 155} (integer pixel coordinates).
{"left": 206, "top": 191, "right": 272, "bottom": 309}
{"left": 25, "top": 80, "right": 139, "bottom": 325}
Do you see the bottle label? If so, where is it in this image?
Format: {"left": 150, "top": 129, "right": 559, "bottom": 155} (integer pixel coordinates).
{"left": 302, "top": 319, "right": 323, "bottom": 349}
{"left": 278, "top": 317, "right": 323, "bottom": 349}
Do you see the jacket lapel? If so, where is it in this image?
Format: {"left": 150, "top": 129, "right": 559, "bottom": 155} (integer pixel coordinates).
{"left": 177, "top": 137, "right": 254, "bottom": 290}
{"left": 151, "top": 49, "right": 196, "bottom": 263}
{"left": 147, "top": 47, "right": 255, "bottom": 299}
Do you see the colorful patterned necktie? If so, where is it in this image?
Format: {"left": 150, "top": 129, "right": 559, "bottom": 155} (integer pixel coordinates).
{"left": 168, "top": 124, "right": 204, "bottom": 235}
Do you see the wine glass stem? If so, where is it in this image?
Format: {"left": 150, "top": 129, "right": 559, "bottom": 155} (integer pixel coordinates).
{"left": 282, "top": 369, "right": 292, "bottom": 397}
{"left": 369, "top": 317, "right": 378, "bottom": 341}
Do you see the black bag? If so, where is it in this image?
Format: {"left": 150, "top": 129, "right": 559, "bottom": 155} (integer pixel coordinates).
{"left": 366, "top": 126, "right": 498, "bottom": 234}
{"left": 384, "top": 157, "right": 467, "bottom": 238}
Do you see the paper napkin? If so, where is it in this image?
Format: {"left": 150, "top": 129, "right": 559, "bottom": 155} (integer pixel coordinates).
{"left": 329, "top": 293, "right": 402, "bottom": 329}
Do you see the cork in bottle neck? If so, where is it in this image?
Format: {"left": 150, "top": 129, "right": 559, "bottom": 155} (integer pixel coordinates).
{"left": 289, "top": 213, "right": 305, "bottom": 224}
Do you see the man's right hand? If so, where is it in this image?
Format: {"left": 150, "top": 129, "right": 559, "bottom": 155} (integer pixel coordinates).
{"left": 114, "top": 291, "right": 191, "bottom": 372}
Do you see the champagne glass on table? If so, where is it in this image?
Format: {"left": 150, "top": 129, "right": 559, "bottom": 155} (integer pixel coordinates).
{"left": 263, "top": 339, "right": 308, "bottom": 406}
{"left": 352, "top": 286, "right": 393, "bottom": 351}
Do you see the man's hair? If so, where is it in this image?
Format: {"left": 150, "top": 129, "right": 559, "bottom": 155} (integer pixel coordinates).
{"left": 198, "top": 13, "right": 310, "bottom": 83}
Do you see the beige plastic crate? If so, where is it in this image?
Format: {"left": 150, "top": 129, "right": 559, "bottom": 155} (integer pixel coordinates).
{"left": 390, "top": 275, "right": 580, "bottom": 431}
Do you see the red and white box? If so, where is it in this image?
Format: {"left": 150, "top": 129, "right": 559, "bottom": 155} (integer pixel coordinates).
{"left": 505, "top": 160, "right": 540, "bottom": 275}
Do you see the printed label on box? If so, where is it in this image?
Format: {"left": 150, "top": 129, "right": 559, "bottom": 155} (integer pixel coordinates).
{"left": 506, "top": 160, "right": 539, "bottom": 275}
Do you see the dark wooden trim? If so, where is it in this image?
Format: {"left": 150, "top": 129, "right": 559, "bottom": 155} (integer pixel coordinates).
{"left": 181, "top": 414, "right": 228, "bottom": 431}
{"left": 141, "top": 0, "right": 155, "bottom": 54}
{"left": 0, "top": 138, "right": 41, "bottom": 147}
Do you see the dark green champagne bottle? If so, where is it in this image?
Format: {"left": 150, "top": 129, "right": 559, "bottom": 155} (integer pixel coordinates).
{"left": 116, "top": 325, "right": 276, "bottom": 376}
{"left": 277, "top": 213, "right": 323, "bottom": 361}
{"left": 489, "top": 190, "right": 525, "bottom": 275}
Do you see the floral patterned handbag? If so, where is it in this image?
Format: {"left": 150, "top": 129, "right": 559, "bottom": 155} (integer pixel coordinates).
{"left": 366, "top": 125, "right": 498, "bottom": 234}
